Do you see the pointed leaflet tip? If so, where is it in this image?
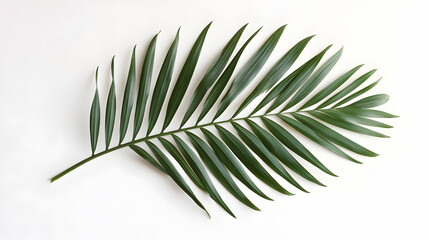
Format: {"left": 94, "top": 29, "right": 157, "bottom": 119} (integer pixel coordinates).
{"left": 111, "top": 56, "right": 115, "bottom": 81}
{"left": 95, "top": 66, "right": 99, "bottom": 84}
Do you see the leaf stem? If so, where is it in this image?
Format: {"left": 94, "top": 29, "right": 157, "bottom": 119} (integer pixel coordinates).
{"left": 51, "top": 110, "right": 313, "bottom": 182}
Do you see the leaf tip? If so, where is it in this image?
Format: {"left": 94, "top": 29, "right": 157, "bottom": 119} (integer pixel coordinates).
{"left": 95, "top": 67, "right": 99, "bottom": 84}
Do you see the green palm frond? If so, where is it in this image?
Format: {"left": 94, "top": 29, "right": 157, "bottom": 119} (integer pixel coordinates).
{"left": 51, "top": 23, "right": 397, "bottom": 218}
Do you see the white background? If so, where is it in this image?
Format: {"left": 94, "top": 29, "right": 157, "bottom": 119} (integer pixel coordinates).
{"left": 0, "top": 0, "right": 428, "bottom": 239}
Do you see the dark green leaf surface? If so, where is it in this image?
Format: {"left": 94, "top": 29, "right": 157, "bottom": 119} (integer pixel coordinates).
{"left": 283, "top": 47, "right": 342, "bottom": 111}
{"left": 338, "top": 108, "right": 398, "bottom": 118}
{"left": 291, "top": 113, "right": 378, "bottom": 157}
{"left": 158, "top": 137, "right": 205, "bottom": 190}
{"left": 215, "top": 25, "right": 286, "bottom": 120}
{"left": 172, "top": 135, "right": 235, "bottom": 218}
{"left": 345, "top": 94, "right": 389, "bottom": 109}
{"left": 201, "top": 128, "right": 272, "bottom": 200}
{"left": 309, "top": 111, "right": 389, "bottom": 138}
{"left": 251, "top": 46, "right": 331, "bottom": 115}
{"left": 266, "top": 45, "right": 332, "bottom": 113}
{"left": 299, "top": 65, "right": 363, "bottom": 110}
{"left": 321, "top": 109, "right": 392, "bottom": 128}
{"left": 215, "top": 124, "right": 292, "bottom": 195}
{"left": 279, "top": 115, "right": 361, "bottom": 163}
{"left": 119, "top": 47, "right": 137, "bottom": 143}
{"left": 197, "top": 28, "right": 261, "bottom": 123}
{"left": 133, "top": 33, "right": 158, "bottom": 139}
{"left": 180, "top": 24, "right": 248, "bottom": 128}
{"left": 129, "top": 144, "right": 166, "bottom": 173}
{"left": 163, "top": 23, "right": 211, "bottom": 131}
{"left": 261, "top": 117, "right": 336, "bottom": 176}
{"left": 146, "top": 29, "right": 180, "bottom": 136}
{"left": 317, "top": 69, "right": 376, "bottom": 109}
{"left": 233, "top": 35, "right": 313, "bottom": 117}
{"left": 186, "top": 131, "right": 260, "bottom": 211}
{"left": 332, "top": 78, "right": 380, "bottom": 108}
{"left": 105, "top": 57, "right": 116, "bottom": 149}
{"left": 146, "top": 141, "right": 209, "bottom": 216}
{"left": 232, "top": 122, "right": 306, "bottom": 192}
{"left": 90, "top": 67, "right": 101, "bottom": 155}
{"left": 245, "top": 119, "right": 324, "bottom": 186}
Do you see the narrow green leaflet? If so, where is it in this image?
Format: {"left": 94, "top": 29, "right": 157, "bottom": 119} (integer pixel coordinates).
{"left": 172, "top": 135, "right": 235, "bottom": 218}
{"left": 129, "top": 144, "right": 166, "bottom": 173}
{"left": 90, "top": 67, "right": 101, "bottom": 155}
{"left": 146, "top": 141, "right": 209, "bottom": 216}
{"left": 251, "top": 46, "right": 330, "bottom": 115}
{"left": 317, "top": 69, "right": 376, "bottom": 109}
{"left": 320, "top": 109, "right": 393, "bottom": 128}
{"left": 245, "top": 119, "right": 324, "bottom": 186}
{"left": 133, "top": 33, "right": 158, "bottom": 139}
{"left": 214, "top": 25, "right": 286, "bottom": 120}
{"left": 266, "top": 45, "right": 332, "bottom": 113}
{"left": 309, "top": 111, "right": 389, "bottom": 138}
{"left": 105, "top": 57, "right": 116, "bottom": 149}
{"left": 279, "top": 115, "right": 361, "bottom": 163}
{"left": 158, "top": 137, "right": 205, "bottom": 190}
{"left": 333, "top": 78, "right": 380, "bottom": 108}
{"left": 146, "top": 29, "right": 180, "bottom": 135}
{"left": 163, "top": 23, "right": 211, "bottom": 131}
{"left": 180, "top": 24, "right": 248, "bottom": 128}
{"left": 344, "top": 94, "right": 389, "bottom": 109}
{"left": 283, "top": 47, "right": 343, "bottom": 111}
{"left": 231, "top": 122, "right": 306, "bottom": 193}
{"left": 119, "top": 47, "right": 137, "bottom": 143}
{"left": 186, "top": 131, "right": 260, "bottom": 211}
{"left": 337, "top": 108, "right": 398, "bottom": 118}
{"left": 261, "top": 117, "right": 336, "bottom": 176}
{"left": 197, "top": 28, "right": 261, "bottom": 123}
{"left": 233, "top": 35, "right": 314, "bottom": 117}
{"left": 291, "top": 113, "right": 378, "bottom": 157}
{"left": 200, "top": 128, "right": 272, "bottom": 200}
{"left": 215, "top": 124, "right": 292, "bottom": 195}
{"left": 299, "top": 65, "right": 363, "bottom": 110}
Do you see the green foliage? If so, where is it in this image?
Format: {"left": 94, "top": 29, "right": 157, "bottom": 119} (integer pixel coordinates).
{"left": 52, "top": 23, "right": 396, "bottom": 217}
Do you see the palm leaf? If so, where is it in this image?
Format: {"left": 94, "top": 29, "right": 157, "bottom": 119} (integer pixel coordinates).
{"left": 52, "top": 23, "right": 396, "bottom": 218}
